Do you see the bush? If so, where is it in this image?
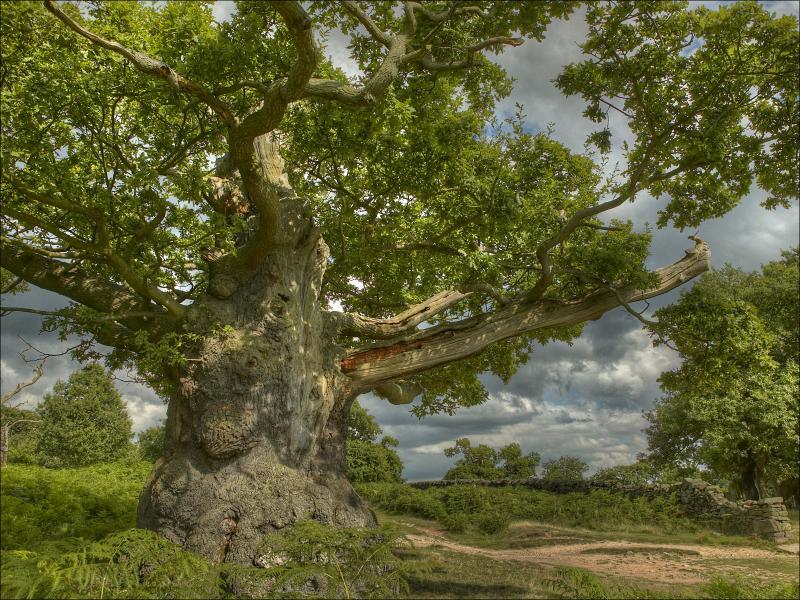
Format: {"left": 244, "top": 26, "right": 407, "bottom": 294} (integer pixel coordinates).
{"left": 475, "top": 510, "right": 510, "bottom": 535}
{"left": 357, "top": 483, "right": 698, "bottom": 535}
{"left": 347, "top": 438, "right": 403, "bottom": 484}
{"left": 36, "top": 364, "right": 133, "bottom": 468}
{"left": 137, "top": 422, "right": 166, "bottom": 462}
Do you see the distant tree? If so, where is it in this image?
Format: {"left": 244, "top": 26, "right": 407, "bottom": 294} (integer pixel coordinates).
{"left": 443, "top": 438, "right": 540, "bottom": 480}
{"left": 137, "top": 421, "right": 166, "bottom": 463}
{"left": 590, "top": 460, "right": 664, "bottom": 487}
{"left": 36, "top": 364, "right": 133, "bottom": 467}
{"left": 645, "top": 251, "right": 799, "bottom": 500}
{"left": 346, "top": 401, "right": 403, "bottom": 483}
{"left": 541, "top": 456, "right": 589, "bottom": 481}
{"left": 347, "top": 401, "right": 383, "bottom": 443}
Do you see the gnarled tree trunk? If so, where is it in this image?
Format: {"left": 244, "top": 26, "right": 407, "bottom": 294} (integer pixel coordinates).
{"left": 136, "top": 250, "right": 376, "bottom": 565}
{"left": 137, "top": 164, "right": 375, "bottom": 564}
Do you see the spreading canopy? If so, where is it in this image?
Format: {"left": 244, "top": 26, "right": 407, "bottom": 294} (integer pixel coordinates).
{"left": 1, "top": 1, "right": 797, "bottom": 412}
{"left": 645, "top": 252, "right": 800, "bottom": 494}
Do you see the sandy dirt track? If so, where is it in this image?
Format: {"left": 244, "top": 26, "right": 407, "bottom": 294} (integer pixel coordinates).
{"left": 404, "top": 523, "right": 798, "bottom": 585}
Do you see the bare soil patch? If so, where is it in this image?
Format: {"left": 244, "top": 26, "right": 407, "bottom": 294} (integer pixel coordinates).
{"left": 403, "top": 522, "right": 797, "bottom": 586}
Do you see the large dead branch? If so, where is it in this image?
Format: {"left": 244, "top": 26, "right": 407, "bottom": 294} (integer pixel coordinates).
{"left": 341, "top": 238, "right": 710, "bottom": 392}
{"left": 334, "top": 290, "right": 472, "bottom": 339}
{"left": 1, "top": 360, "right": 45, "bottom": 406}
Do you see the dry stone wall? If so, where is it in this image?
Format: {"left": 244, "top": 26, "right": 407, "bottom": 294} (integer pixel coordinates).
{"left": 408, "top": 477, "right": 792, "bottom": 543}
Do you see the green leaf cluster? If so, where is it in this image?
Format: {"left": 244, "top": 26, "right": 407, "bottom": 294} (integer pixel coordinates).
{"left": 541, "top": 455, "right": 590, "bottom": 482}
{"left": 646, "top": 250, "right": 800, "bottom": 494}
{"left": 557, "top": 1, "right": 799, "bottom": 228}
{"left": 346, "top": 401, "right": 403, "bottom": 483}
{"left": 35, "top": 364, "right": 133, "bottom": 468}
{"left": 443, "top": 438, "right": 541, "bottom": 480}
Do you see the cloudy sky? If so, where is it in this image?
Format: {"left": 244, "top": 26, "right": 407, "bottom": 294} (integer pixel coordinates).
{"left": 2, "top": 1, "right": 798, "bottom": 480}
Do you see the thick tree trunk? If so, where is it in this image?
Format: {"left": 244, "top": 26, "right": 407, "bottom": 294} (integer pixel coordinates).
{"left": 137, "top": 229, "right": 375, "bottom": 566}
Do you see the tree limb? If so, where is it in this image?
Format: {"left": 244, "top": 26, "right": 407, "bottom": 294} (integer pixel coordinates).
{"left": 0, "top": 243, "right": 166, "bottom": 325}
{"left": 44, "top": 0, "right": 236, "bottom": 126}
{"left": 342, "top": 1, "right": 392, "bottom": 47}
{"left": 1, "top": 359, "right": 45, "bottom": 406}
{"left": 334, "top": 289, "right": 471, "bottom": 339}
{"left": 341, "top": 238, "right": 710, "bottom": 390}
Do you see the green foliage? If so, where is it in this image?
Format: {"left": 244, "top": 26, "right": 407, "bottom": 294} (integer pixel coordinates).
{"left": 347, "top": 438, "right": 403, "bottom": 484}
{"left": 35, "top": 364, "right": 133, "bottom": 468}
{"left": 545, "top": 567, "right": 660, "bottom": 600}
{"left": 136, "top": 421, "right": 165, "bottom": 463}
{"left": 557, "top": 1, "right": 799, "bottom": 227}
{"left": 346, "top": 401, "right": 404, "bottom": 484}
{"left": 646, "top": 252, "right": 800, "bottom": 495}
{"left": 701, "top": 575, "right": 800, "bottom": 600}
{"left": 590, "top": 461, "right": 659, "bottom": 486}
{"left": 357, "top": 483, "right": 696, "bottom": 535}
{"left": 1, "top": 529, "right": 220, "bottom": 600}
{"left": 542, "top": 456, "right": 590, "bottom": 481}
{"left": 3, "top": 2, "right": 792, "bottom": 417}
{"left": 0, "top": 462, "right": 416, "bottom": 599}
{"left": 0, "top": 267, "right": 28, "bottom": 295}
{"left": 443, "top": 438, "right": 540, "bottom": 480}
{"left": 1, "top": 462, "right": 152, "bottom": 551}
{"left": 1, "top": 406, "right": 40, "bottom": 465}
{"left": 347, "top": 401, "right": 382, "bottom": 443}
{"left": 256, "top": 520, "right": 416, "bottom": 599}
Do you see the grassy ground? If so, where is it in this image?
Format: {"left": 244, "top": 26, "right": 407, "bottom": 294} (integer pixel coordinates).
{"left": 375, "top": 510, "right": 799, "bottom": 599}
{"left": 1, "top": 464, "right": 797, "bottom": 599}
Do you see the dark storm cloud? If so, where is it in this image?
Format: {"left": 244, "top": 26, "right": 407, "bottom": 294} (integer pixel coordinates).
{"left": 1, "top": 286, "right": 165, "bottom": 432}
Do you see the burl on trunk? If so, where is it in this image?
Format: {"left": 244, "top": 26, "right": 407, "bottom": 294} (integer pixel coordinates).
{"left": 137, "top": 225, "right": 375, "bottom": 566}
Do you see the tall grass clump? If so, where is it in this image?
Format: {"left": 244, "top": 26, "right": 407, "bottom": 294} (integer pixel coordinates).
{"left": 701, "top": 575, "right": 800, "bottom": 599}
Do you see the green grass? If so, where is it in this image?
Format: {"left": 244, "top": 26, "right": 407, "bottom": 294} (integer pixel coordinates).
{"left": 1, "top": 463, "right": 797, "bottom": 599}
{"left": 395, "top": 547, "right": 679, "bottom": 599}
{"left": 702, "top": 557, "right": 800, "bottom": 578}
{"left": 0, "top": 460, "right": 152, "bottom": 550}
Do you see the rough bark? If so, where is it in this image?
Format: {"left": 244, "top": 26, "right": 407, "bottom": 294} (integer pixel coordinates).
{"left": 137, "top": 240, "right": 376, "bottom": 566}
{"left": 136, "top": 139, "right": 375, "bottom": 568}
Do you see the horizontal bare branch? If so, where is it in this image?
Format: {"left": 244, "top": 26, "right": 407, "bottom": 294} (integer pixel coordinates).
{"left": 341, "top": 238, "right": 710, "bottom": 390}
{"left": 334, "top": 289, "right": 471, "bottom": 339}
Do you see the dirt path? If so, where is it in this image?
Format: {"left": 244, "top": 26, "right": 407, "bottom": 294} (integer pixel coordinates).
{"left": 403, "top": 523, "right": 797, "bottom": 585}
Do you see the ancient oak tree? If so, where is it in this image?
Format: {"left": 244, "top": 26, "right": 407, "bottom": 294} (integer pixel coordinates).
{"left": 1, "top": 1, "right": 797, "bottom": 565}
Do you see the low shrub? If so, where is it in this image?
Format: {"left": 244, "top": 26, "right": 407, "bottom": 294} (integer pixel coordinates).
{"left": 356, "top": 483, "right": 699, "bottom": 535}
{"left": 474, "top": 510, "right": 510, "bottom": 535}
{"left": 1, "top": 522, "right": 416, "bottom": 600}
